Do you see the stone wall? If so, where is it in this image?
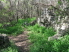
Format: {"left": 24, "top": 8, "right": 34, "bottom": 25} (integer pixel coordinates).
{"left": 34, "top": 0, "right": 69, "bottom": 40}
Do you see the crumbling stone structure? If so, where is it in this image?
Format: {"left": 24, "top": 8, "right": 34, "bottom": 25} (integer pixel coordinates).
{"left": 0, "top": 34, "right": 10, "bottom": 49}
{"left": 34, "top": 0, "right": 69, "bottom": 41}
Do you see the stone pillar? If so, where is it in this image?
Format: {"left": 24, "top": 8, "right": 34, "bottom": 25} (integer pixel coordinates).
{"left": 0, "top": 34, "right": 10, "bottom": 49}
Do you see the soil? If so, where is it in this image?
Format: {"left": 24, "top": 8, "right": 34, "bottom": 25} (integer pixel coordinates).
{"left": 9, "top": 31, "right": 30, "bottom": 52}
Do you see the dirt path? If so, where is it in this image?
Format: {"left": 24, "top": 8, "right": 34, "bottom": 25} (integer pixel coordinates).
{"left": 9, "top": 31, "right": 30, "bottom": 52}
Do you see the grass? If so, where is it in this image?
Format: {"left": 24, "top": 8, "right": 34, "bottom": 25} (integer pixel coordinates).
{"left": 0, "top": 25, "right": 23, "bottom": 36}
{"left": 27, "top": 24, "right": 69, "bottom": 52}
{"left": 18, "top": 17, "right": 36, "bottom": 26}
{"left": 0, "top": 17, "right": 36, "bottom": 36}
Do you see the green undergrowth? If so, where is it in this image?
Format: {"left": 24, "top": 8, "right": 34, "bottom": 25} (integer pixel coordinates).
{"left": 0, "top": 23, "right": 23, "bottom": 36}
{"left": 0, "top": 17, "right": 36, "bottom": 36}
{"left": 27, "top": 24, "right": 69, "bottom": 52}
{"left": 18, "top": 17, "right": 36, "bottom": 26}
{"left": 0, "top": 41, "right": 18, "bottom": 52}
{"left": 0, "top": 17, "right": 36, "bottom": 52}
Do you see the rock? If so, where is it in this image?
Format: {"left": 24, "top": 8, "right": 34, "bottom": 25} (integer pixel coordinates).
{"left": 48, "top": 22, "right": 69, "bottom": 41}
{"left": 0, "top": 34, "right": 10, "bottom": 49}
{"left": 48, "top": 34, "right": 62, "bottom": 41}
{"left": 48, "top": 36, "right": 63, "bottom": 41}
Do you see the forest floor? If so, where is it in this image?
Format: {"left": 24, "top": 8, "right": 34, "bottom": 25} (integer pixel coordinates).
{"left": 9, "top": 30, "right": 30, "bottom": 52}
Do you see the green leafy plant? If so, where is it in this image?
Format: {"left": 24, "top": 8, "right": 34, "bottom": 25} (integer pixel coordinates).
{"left": 27, "top": 24, "right": 69, "bottom": 52}
{"left": 0, "top": 17, "right": 36, "bottom": 36}
{"left": 0, "top": 25, "right": 23, "bottom": 36}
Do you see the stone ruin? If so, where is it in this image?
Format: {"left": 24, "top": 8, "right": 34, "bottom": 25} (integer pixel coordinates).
{"left": 0, "top": 33, "right": 10, "bottom": 49}
{"left": 33, "top": 0, "right": 69, "bottom": 41}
